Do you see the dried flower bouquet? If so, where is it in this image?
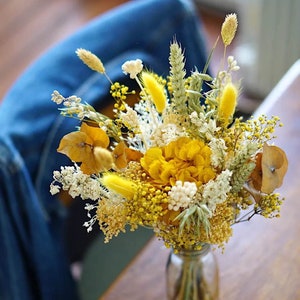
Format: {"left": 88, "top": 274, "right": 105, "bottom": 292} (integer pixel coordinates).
{"left": 50, "top": 14, "right": 288, "bottom": 251}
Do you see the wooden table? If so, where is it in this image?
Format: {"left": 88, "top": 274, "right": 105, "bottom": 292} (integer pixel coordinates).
{"left": 101, "top": 60, "right": 300, "bottom": 300}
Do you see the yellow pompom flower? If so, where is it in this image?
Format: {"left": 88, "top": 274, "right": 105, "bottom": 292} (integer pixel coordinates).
{"left": 141, "top": 72, "right": 166, "bottom": 113}
{"left": 217, "top": 82, "right": 238, "bottom": 126}
{"left": 102, "top": 174, "right": 137, "bottom": 200}
{"left": 141, "top": 137, "right": 215, "bottom": 186}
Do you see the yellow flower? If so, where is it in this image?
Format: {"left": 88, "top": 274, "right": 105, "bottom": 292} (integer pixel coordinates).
{"left": 156, "top": 202, "right": 233, "bottom": 250}
{"left": 141, "top": 137, "right": 215, "bottom": 186}
{"left": 97, "top": 197, "right": 127, "bottom": 243}
{"left": 221, "top": 13, "right": 238, "bottom": 46}
{"left": 57, "top": 122, "right": 111, "bottom": 174}
{"left": 52, "top": 34, "right": 288, "bottom": 252}
{"left": 93, "top": 147, "right": 114, "bottom": 171}
{"left": 217, "top": 82, "right": 238, "bottom": 126}
{"left": 141, "top": 71, "right": 166, "bottom": 113}
{"left": 102, "top": 173, "right": 137, "bottom": 200}
{"left": 76, "top": 48, "right": 105, "bottom": 73}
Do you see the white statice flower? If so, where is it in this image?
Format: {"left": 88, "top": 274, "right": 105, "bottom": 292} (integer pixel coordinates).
{"left": 122, "top": 59, "right": 143, "bottom": 79}
{"left": 151, "top": 123, "right": 185, "bottom": 147}
{"left": 190, "top": 111, "right": 220, "bottom": 140}
{"left": 119, "top": 104, "right": 140, "bottom": 132}
{"left": 202, "top": 169, "right": 232, "bottom": 212}
{"left": 168, "top": 181, "right": 198, "bottom": 211}
{"left": 209, "top": 137, "right": 227, "bottom": 169}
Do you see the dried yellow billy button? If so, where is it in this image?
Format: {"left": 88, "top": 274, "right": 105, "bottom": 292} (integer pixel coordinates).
{"left": 141, "top": 72, "right": 166, "bottom": 113}
{"left": 217, "top": 82, "right": 238, "bottom": 126}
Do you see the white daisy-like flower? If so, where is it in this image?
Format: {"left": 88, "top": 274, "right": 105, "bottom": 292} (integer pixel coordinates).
{"left": 168, "top": 181, "right": 197, "bottom": 211}
{"left": 122, "top": 59, "right": 143, "bottom": 79}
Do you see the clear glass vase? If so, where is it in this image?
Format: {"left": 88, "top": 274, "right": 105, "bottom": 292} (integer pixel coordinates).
{"left": 166, "top": 244, "right": 219, "bottom": 300}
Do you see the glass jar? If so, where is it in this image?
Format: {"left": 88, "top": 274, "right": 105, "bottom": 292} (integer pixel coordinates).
{"left": 166, "top": 244, "right": 219, "bottom": 300}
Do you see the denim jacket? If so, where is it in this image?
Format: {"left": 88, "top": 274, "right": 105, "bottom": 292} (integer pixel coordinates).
{"left": 0, "top": 0, "right": 208, "bottom": 298}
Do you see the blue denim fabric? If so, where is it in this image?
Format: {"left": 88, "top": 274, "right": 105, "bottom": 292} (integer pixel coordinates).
{"left": 0, "top": 0, "right": 209, "bottom": 299}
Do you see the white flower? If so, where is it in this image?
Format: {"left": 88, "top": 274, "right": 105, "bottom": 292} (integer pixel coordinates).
{"left": 51, "top": 90, "right": 64, "bottom": 104}
{"left": 83, "top": 215, "right": 97, "bottom": 233}
{"left": 119, "top": 104, "right": 140, "bottom": 132}
{"left": 130, "top": 100, "right": 162, "bottom": 149}
{"left": 168, "top": 181, "right": 197, "bottom": 211}
{"left": 122, "top": 59, "right": 143, "bottom": 79}
{"left": 228, "top": 55, "right": 240, "bottom": 71}
{"left": 209, "top": 137, "right": 227, "bottom": 168}
{"left": 50, "top": 165, "right": 103, "bottom": 200}
{"left": 50, "top": 183, "right": 60, "bottom": 195}
{"left": 190, "top": 111, "right": 220, "bottom": 140}
{"left": 84, "top": 203, "right": 97, "bottom": 218}
{"left": 202, "top": 170, "right": 232, "bottom": 211}
{"left": 151, "top": 123, "right": 185, "bottom": 147}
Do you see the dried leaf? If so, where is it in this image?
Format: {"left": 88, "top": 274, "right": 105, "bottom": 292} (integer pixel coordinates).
{"left": 124, "top": 147, "right": 143, "bottom": 162}
{"left": 113, "top": 142, "right": 127, "bottom": 169}
{"left": 250, "top": 152, "right": 263, "bottom": 191}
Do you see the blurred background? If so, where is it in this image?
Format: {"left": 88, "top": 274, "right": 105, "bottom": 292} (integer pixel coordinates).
{"left": 1, "top": 0, "right": 300, "bottom": 110}
{"left": 0, "top": 0, "right": 128, "bottom": 102}
{"left": 1, "top": 0, "right": 299, "bottom": 299}
{"left": 199, "top": 0, "right": 300, "bottom": 98}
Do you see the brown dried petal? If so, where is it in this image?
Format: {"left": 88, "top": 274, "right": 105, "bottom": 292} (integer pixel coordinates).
{"left": 250, "top": 152, "right": 263, "bottom": 191}
{"left": 261, "top": 144, "right": 288, "bottom": 194}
